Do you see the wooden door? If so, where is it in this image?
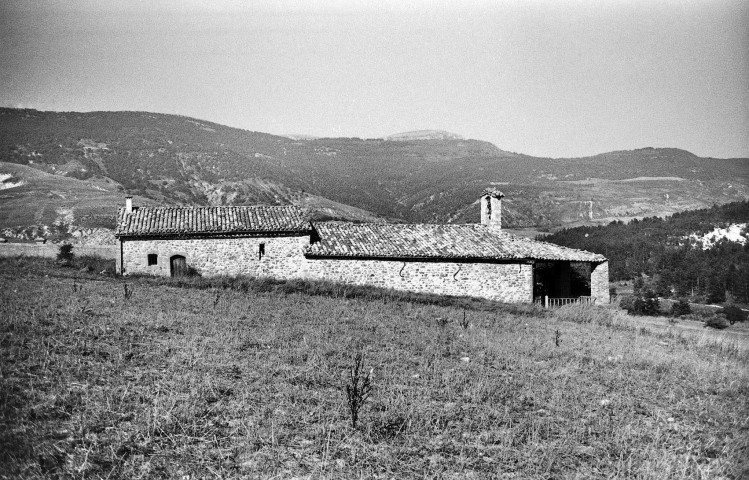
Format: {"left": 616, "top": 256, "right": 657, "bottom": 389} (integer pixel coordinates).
{"left": 170, "top": 255, "right": 187, "bottom": 277}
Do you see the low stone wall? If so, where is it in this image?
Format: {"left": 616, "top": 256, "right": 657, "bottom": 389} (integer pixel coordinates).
{"left": 0, "top": 243, "right": 117, "bottom": 259}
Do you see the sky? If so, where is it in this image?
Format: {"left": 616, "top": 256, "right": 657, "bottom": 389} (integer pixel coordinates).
{"left": 1, "top": 0, "right": 748, "bottom": 159}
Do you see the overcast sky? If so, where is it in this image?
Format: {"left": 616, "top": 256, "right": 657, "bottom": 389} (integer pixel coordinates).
{"left": 1, "top": 0, "right": 747, "bottom": 158}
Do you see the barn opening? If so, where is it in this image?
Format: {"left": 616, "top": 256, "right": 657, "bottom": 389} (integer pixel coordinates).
{"left": 534, "top": 261, "right": 593, "bottom": 306}
{"left": 147, "top": 253, "right": 158, "bottom": 266}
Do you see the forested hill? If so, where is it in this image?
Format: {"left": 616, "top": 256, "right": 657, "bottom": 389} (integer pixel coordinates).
{"left": 544, "top": 202, "right": 749, "bottom": 303}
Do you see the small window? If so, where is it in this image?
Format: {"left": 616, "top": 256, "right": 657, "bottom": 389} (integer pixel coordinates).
{"left": 258, "top": 243, "right": 265, "bottom": 260}
{"left": 147, "top": 253, "right": 158, "bottom": 266}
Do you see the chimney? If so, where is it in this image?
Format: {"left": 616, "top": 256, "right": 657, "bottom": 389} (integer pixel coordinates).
{"left": 480, "top": 187, "right": 504, "bottom": 228}
{"left": 125, "top": 196, "right": 133, "bottom": 214}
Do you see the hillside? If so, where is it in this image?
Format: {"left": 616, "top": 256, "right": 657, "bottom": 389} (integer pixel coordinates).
{"left": 1, "top": 257, "right": 747, "bottom": 478}
{"left": 1, "top": 108, "right": 747, "bottom": 236}
{"left": 544, "top": 201, "right": 749, "bottom": 303}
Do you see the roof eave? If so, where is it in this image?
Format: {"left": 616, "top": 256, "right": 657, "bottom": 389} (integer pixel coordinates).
{"left": 117, "top": 228, "right": 312, "bottom": 240}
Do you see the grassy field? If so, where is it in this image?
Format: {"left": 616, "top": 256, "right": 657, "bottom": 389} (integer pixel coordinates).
{"left": 1, "top": 257, "right": 748, "bottom": 479}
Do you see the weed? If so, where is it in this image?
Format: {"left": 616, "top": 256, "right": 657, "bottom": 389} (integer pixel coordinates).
{"left": 213, "top": 291, "right": 221, "bottom": 309}
{"left": 459, "top": 311, "right": 470, "bottom": 330}
{"left": 555, "top": 329, "right": 561, "bottom": 347}
{"left": 123, "top": 283, "right": 134, "bottom": 300}
{"left": 345, "top": 352, "right": 373, "bottom": 429}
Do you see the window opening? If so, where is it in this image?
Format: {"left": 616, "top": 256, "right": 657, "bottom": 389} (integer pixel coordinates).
{"left": 147, "top": 253, "right": 158, "bottom": 266}
{"left": 258, "top": 243, "right": 265, "bottom": 260}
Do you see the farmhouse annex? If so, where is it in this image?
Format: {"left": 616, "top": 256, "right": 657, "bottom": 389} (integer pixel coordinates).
{"left": 115, "top": 189, "right": 610, "bottom": 304}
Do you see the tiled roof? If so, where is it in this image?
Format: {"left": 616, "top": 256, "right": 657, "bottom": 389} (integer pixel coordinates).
{"left": 115, "top": 205, "right": 311, "bottom": 238}
{"left": 307, "top": 222, "right": 605, "bottom": 262}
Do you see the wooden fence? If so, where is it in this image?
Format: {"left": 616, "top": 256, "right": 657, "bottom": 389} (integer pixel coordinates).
{"left": 534, "top": 296, "right": 596, "bottom": 309}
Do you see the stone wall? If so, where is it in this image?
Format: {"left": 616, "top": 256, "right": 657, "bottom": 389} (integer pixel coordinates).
{"left": 0, "top": 243, "right": 117, "bottom": 259}
{"left": 119, "top": 236, "right": 309, "bottom": 278}
{"left": 303, "top": 258, "right": 534, "bottom": 303}
{"left": 590, "top": 261, "right": 610, "bottom": 304}
{"left": 120, "top": 235, "right": 535, "bottom": 303}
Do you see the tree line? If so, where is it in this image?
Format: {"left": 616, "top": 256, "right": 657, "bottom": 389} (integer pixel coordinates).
{"left": 543, "top": 201, "right": 749, "bottom": 304}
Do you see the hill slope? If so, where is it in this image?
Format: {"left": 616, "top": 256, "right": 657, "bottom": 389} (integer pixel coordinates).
{"left": 1, "top": 108, "right": 747, "bottom": 234}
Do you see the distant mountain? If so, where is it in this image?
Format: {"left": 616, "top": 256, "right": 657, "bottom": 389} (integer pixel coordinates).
{"left": 385, "top": 130, "right": 464, "bottom": 141}
{"left": 280, "top": 134, "right": 319, "bottom": 141}
{"left": 1, "top": 108, "right": 747, "bottom": 240}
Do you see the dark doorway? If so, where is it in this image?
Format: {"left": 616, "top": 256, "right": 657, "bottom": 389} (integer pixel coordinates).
{"left": 534, "top": 261, "right": 591, "bottom": 299}
{"left": 170, "top": 255, "right": 187, "bottom": 277}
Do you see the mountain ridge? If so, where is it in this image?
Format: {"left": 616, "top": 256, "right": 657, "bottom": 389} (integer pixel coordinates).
{"left": 1, "top": 108, "right": 747, "bottom": 239}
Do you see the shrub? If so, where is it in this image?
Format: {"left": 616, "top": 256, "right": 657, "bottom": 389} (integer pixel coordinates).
{"left": 620, "top": 290, "right": 660, "bottom": 316}
{"left": 721, "top": 305, "right": 747, "bottom": 325}
{"left": 704, "top": 314, "right": 729, "bottom": 330}
{"left": 56, "top": 244, "right": 74, "bottom": 264}
{"left": 619, "top": 295, "right": 638, "bottom": 314}
{"left": 640, "top": 289, "right": 661, "bottom": 316}
{"left": 670, "top": 298, "right": 692, "bottom": 317}
{"left": 345, "top": 353, "right": 373, "bottom": 429}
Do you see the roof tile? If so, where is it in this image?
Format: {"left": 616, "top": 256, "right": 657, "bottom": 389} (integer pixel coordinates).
{"left": 306, "top": 222, "right": 605, "bottom": 262}
{"left": 115, "top": 205, "right": 311, "bottom": 237}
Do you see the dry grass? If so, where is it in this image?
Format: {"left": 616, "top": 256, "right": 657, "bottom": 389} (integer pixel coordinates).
{"left": 1, "top": 257, "right": 748, "bottom": 479}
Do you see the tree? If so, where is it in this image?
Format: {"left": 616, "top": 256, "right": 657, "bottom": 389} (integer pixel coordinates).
{"left": 56, "top": 244, "right": 74, "bottom": 264}
{"left": 640, "top": 288, "right": 661, "bottom": 316}
{"left": 671, "top": 298, "right": 691, "bottom": 317}
{"left": 705, "top": 274, "right": 726, "bottom": 304}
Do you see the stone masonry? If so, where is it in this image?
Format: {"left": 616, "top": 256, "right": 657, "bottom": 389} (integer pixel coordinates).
{"left": 590, "top": 261, "right": 610, "bottom": 304}
{"left": 120, "top": 235, "right": 309, "bottom": 278}
{"left": 120, "top": 235, "right": 535, "bottom": 303}
{"left": 304, "top": 258, "right": 534, "bottom": 303}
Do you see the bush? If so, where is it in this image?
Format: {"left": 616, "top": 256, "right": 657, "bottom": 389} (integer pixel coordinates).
{"left": 640, "top": 289, "right": 661, "bottom": 316}
{"left": 721, "top": 305, "right": 747, "bottom": 325}
{"left": 56, "top": 244, "right": 74, "bottom": 264}
{"left": 670, "top": 298, "right": 692, "bottom": 317}
{"left": 704, "top": 314, "right": 729, "bottom": 330}
{"left": 620, "top": 290, "right": 660, "bottom": 316}
{"left": 619, "top": 295, "right": 639, "bottom": 314}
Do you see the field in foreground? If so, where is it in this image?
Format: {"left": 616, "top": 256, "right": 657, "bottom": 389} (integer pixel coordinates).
{"left": 1, "top": 258, "right": 748, "bottom": 479}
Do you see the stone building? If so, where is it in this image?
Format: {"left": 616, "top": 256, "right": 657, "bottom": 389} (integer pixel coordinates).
{"left": 115, "top": 189, "right": 609, "bottom": 304}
